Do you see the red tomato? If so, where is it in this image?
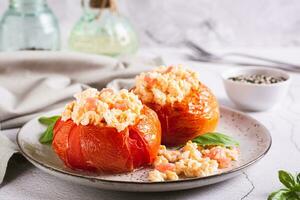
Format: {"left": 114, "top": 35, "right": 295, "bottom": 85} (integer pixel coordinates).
{"left": 155, "top": 163, "right": 175, "bottom": 172}
{"left": 52, "top": 106, "right": 161, "bottom": 173}
{"left": 143, "top": 84, "right": 219, "bottom": 146}
{"left": 52, "top": 119, "right": 73, "bottom": 168}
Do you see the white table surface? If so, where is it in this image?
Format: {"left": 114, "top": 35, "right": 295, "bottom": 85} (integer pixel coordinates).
{"left": 1, "top": 47, "right": 300, "bottom": 200}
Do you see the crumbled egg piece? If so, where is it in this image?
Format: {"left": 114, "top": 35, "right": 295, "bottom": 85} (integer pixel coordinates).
{"left": 134, "top": 65, "right": 200, "bottom": 105}
{"left": 61, "top": 88, "right": 143, "bottom": 132}
{"left": 148, "top": 170, "right": 166, "bottom": 182}
{"left": 153, "top": 155, "right": 169, "bottom": 167}
{"left": 165, "top": 170, "right": 179, "bottom": 181}
{"left": 202, "top": 146, "right": 239, "bottom": 168}
{"left": 148, "top": 141, "right": 239, "bottom": 182}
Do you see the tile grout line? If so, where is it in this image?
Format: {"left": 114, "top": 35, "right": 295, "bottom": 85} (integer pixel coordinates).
{"left": 240, "top": 172, "right": 255, "bottom": 200}
{"left": 290, "top": 124, "right": 300, "bottom": 153}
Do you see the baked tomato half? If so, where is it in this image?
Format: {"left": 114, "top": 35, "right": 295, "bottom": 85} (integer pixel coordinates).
{"left": 52, "top": 106, "right": 161, "bottom": 173}
{"left": 144, "top": 84, "right": 219, "bottom": 146}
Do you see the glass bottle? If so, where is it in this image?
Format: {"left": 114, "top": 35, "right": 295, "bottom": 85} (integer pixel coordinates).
{"left": 69, "top": 0, "right": 138, "bottom": 57}
{"left": 0, "top": 0, "right": 60, "bottom": 51}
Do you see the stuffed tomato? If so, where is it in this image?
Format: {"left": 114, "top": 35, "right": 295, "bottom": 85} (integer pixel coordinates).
{"left": 133, "top": 66, "right": 219, "bottom": 146}
{"left": 52, "top": 88, "right": 161, "bottom": 173}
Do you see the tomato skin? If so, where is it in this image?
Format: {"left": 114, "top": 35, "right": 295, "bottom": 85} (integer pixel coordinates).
{"left": 80, "top": 126, "right": 133, "bottom": 172}
{"left": 52, "top": 106, "right": 161, "bottom": 173}
{"left": 133, "top": 106, "right": 161, "bottom": 163}
{"left": 128, "top": 129, "right": 150, "bottom": 168}
{"left": 144, "top": 84, "right": 219, "bottom": 146}
{"left": 52, "top": 119, "right": 73, "bottom": 168}
{"left": 67, "top": 125, "right": 96, "bottom": 171}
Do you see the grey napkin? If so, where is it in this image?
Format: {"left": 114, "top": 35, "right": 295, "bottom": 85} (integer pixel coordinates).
{"left": 0, "top": 51, "right": 164, "bottom": 184}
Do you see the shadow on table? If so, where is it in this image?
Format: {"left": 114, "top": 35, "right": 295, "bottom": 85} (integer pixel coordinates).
{"left": 0, "top": 153, "right": 31, "bottom": 187}
{"left": 218, "top": 97, "right": 261, "bottom": 113}
{"left": 218, "top": 97, "right": 235, "bottom": 108}
{"left": 84, "top": 178, "right": 236, "bottom": 200}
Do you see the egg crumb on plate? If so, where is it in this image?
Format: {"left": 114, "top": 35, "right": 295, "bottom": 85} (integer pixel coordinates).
{"left": 148, "top": 141, "right": 239, "bottom": 182}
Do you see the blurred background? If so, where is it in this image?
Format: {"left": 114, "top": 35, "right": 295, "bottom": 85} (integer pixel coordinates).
{"left": 1, "top": 0, "right": 300, "bottom": 49}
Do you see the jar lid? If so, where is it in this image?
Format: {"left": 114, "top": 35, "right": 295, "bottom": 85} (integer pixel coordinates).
{"left": 89, "top": 0, "right": 112, "bottom": 8}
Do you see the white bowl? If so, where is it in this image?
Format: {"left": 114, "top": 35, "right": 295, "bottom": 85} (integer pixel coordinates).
{"left": 222, "top": 67, "right": 291, "bottom": 111}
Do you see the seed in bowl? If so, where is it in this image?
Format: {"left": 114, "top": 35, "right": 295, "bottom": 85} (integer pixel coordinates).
{"left": 228, "top": 74, "right": 286, "bottom": 84}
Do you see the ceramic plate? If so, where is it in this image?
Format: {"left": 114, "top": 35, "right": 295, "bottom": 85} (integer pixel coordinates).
{"left": 17, "top": 106, "right": 271, "bottom": 192}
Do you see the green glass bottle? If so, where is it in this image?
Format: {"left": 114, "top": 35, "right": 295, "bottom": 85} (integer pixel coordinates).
{"left": 69, "top": 0, "right": 138, "bottom": 56}
{"left": 0, "top": 0, "right": 60, "bottom": 51}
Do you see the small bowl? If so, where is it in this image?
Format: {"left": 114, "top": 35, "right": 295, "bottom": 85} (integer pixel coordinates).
{"left": 222, "top": 67, "right": 291, "bottom": 111}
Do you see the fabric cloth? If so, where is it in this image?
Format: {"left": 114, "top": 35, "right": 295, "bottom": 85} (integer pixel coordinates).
{"left": 0, "top": 51, "right": 164, "bottom": 184}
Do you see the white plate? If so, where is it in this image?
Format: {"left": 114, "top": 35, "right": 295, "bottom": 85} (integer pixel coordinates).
{"left": 17, "top": 106, "right": 271, "bottom": 192}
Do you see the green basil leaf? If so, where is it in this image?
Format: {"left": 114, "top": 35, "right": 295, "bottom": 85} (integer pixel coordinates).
{"left": 268, "top": 189, "right": 289, "bottom": 200}
{"left": 39, "top": 124, "right": 55, "bottom": 144}
{"left": 294, "top": 185, "right": 300, "bottom": 192}
{"left": 279, "top": 170, "right": 296, "bottom": 190}
{"left": 192, "top": 132, "right": 239, "bottom": 147}
{"left": 269, "top": 171, "right": 300, "bottom": 200}
{"left": 39, "top": 116, "right": 60, "bottom": 144}
{"left": 38, "top": 116, "right": 60, "bottom": 125}
{"left": 286, "top": 191, "right": 300, "bottom": 200}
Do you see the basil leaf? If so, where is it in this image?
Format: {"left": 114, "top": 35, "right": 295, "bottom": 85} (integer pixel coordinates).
{"left": 38, "top": 115, "right": 60, "bottom": 125}
{"left": 192, "top": 132, "right": 239, "bottom": 147}
{"left": 285, "top": 191, "right": 300, "bottom": 200}
{"left": 269, "top": 171, "right": 300, "bottom": 200}
{"left": 268, "top": 190, "right": 300, "bottom": 200}
{"left": 268, "top": 189, "right": 289, "bottom": 200}
{"left": 39, "top": 124, "right": 55, "bottom": 144}
{"left": 279, "top": 170, "right": 296, "bottom": 190}
{"left": 39, "top": 116, "right": 60, "bottom": 144}
{"left": 294, "top": 185, "right": 300, "bottom": 192}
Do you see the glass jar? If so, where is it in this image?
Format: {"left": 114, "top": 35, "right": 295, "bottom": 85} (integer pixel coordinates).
{"left": 69, "top": 0, "right": 138, "bottom": 57}
{"left": 0, "top": 0, "right": 60, "bottom": 51}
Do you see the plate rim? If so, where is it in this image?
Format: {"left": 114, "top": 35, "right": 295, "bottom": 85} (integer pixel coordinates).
{"left": 17, "top": 105, "right": 272, "bottom": 185}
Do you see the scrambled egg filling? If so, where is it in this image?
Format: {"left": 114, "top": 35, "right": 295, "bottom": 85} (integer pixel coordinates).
{"left": 61, "top": 88, "right": 143, "bottom": 132}
{"left": 134, "top": 65, "right": 200, "bottom": 105}
{"left": 148, "top": 141, "right": 239, "bottom": 182}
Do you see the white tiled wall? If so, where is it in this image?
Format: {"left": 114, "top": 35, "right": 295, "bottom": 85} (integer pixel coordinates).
{"left": 1, "top": 0, "right": 300, "bottom": 48}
